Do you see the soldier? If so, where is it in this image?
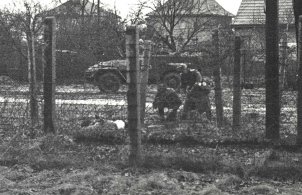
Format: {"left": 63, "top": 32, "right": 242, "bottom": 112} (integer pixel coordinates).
{"left": 180, "top": 65, "right": 202, "bottom": 92}
{"left": 182, "top": 81, "right": 212, "bottom": 120}
{"left": 153, "top": 84, "right": 182, "bottom": 121}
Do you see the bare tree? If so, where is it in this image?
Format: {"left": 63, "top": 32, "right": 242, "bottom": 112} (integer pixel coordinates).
{"left": 0, "top": 1, "right": 45, "bottom": 129}
{"left": 48, "top": 0, "right": 125, "bottom": 61}
{"left": 0, "top": 10, "right": 28, "bottom": 60}
{"left": 128, "top": 0, "right": 149, "bottom": 25}
{"left": 24, "top": 2, "right": 42, "bottom": 127}
{"left": 0, "top": 1, "right": 45, "bottom": 77}
{"left": 146, "top": 0, "right": 216, "bottom": 53}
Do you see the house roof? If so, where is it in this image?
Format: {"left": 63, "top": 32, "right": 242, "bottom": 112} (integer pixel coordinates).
{"left": 147, "top": 0, "right": 233, "bottom": 17}
{"left": 232, "top": 0, "right": 294, "bottom": 26}
{"left": 43, "top": 0, "right": 117, "bottom": 18}
{"left": 195, "top": 0, "right": 234, "bottom": 16}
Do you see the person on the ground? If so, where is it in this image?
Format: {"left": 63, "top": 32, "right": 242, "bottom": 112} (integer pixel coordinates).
{"left": 181, "top": 81, "right": 212, "bottom": 120}
{"left": 153, "top": 84, "right": 182, "bottom": 121}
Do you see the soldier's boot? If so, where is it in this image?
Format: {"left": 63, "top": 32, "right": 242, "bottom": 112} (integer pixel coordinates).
{"left": 197, "top": 107, "right": 212, "bottom": 120}
{"left": 158, "top": 107, "right": 165, "bottom": 121}
{"left": 181, "top": 113, "right": 187, "bottom": 120}
{"left": 198, "top": 106, "right": 212, "bottom": 121}
{"left": 181, "top": 107, "right": 189, "bottom": 120}
{"left": 206, "top": 109, "right": 212, "bottom": 120}
{"left": 181, "top": 100, "right": 191, "bottom": 120}
{"left": 166, "top": 109, "right": 177, "bottom": 121}
{"left": 205, "top": 99, "right": 212, "bottom": 120}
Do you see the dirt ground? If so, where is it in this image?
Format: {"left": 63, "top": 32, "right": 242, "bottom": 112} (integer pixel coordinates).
{"left": 0, "top": 124, "right": 302, "bottom": 195}
{"left": 1, "top": 84, "right": 302, "bottom": 194}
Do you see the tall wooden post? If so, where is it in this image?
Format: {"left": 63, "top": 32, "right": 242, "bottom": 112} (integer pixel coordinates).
{"left": 233, "top": 37, "right": 242, "bottom": 131}
{"left": 28, "top": 30, "right": 38, "bottom": 127}
{"left": 265, "top": 0, "right": 280, "bottom": 140}
{"left": 43, "top": 17, "right": 56, "bottom": 134}
{"left": 242, "top": 49, "right": 247, "bottom": 85}
{"left": 140, "top": 41, "right": 152, "bottom": 125}
{"left": 212, "top": 30, "right": 224, "bottom": 127}
{"left": 297, "top": 16, "right": 302, "bottom": 145}
{"left": 293, "top": 0, "right": 302, "bottom": 54}
{"left": 280, "top": 34, "right": 287, "bottom": 91}
{"left": 126, "top": 26, "right": 142, "bottom": 166}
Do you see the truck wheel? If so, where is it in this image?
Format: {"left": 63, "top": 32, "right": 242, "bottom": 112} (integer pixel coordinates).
{"left": 96, "top": 72, "right": 120, "bottom": 93}
{"left": 163, "top": 72, "right": 181, "bottom": 90}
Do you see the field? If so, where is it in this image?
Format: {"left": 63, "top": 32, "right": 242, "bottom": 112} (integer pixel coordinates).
{"left": 0, "top": 83, "right": 302, "bottom": 194}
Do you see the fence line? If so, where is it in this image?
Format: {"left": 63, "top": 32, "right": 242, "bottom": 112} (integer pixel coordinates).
{"left": 126, "top": 26, "right": 142, "bottom": 165}
{"left": 296, "top": 15, "right": 302, "bottom": 145}
{"left": 212, "top": 30, "right": 224, "bottom": 127}
{"left": 0, "top": 21, "right": 301, "bottom": 147}
{"left": 43, "top": 17, "right": 56, "bottom": 134}
{"left": 233, "top": 36, "right": 242, "bottom": 131}
{"left": 140, "top": 41, "right": 152, "bottom": 126}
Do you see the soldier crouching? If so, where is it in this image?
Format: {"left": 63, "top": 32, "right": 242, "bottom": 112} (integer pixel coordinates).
{"left": 180, "top": 66, "right": 202, "bottom": 93}
{"left": 182, "top": 81, "right": 212, "bottom": 120}
{"left": 153, "top": 84, "right": 182, "bottom": 121}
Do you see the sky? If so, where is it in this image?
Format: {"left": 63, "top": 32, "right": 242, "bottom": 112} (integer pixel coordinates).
{"left": 216, "top": 0, "right": 242, "bottom": 15}
{"left": 0, "top": 0, "right": 242, "bottom": 18}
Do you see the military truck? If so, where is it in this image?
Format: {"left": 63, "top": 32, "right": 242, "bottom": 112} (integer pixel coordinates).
{"left": 84, "top": 55, "right": 198, "bottom": 93}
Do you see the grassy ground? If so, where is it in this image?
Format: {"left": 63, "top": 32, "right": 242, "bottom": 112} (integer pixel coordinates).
{"left": 0, "top": 132, "right": 302, "bottom": 194}
{"left": 0, "top": 84, "right": 302, "bottom": 194}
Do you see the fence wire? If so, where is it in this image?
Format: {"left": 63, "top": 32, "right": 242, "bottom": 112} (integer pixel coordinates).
{"left": 0, "top": 25, "right": 299, "bottom": 146}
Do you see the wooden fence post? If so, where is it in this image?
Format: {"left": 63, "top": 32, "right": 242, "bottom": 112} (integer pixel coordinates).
{"left": 140, "top": 40, "right": 152, "bottom": 126}
{"left": 28, "top": 29, "right": 38, "bottom": 128}
{"left": 43, "top": 17, "right": 56, "bottom": 134}
{"left": 242, "top": 49, "right": 247, "bottom": 85}
{"left": 212, "top": 30, "right": 224, "bottom": 127}
{"left": 280, "top": 33, "right": 287, "bottom": 91}
{"left": 297, "top": 16, "right": 302, "bottom": 145}
{"left": 233, "top": 36, "right": 242, "bottom": 131}
{"left": 265, "top": 0, "right": 280, "bottom": 140}
{"left": 126, "top": 26, "right": 142, "bottom": 165}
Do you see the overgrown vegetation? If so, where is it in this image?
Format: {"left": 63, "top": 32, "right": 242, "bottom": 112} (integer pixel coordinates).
{"left": 0, "top": 84, "right": 302, "bottom": 194}
{"left": 0, "top": 131, "right": 302, "bottom": 194}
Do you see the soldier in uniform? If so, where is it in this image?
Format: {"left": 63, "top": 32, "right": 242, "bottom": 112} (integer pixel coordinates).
{"left": 181, "top": 81, "right": 212, "bottom": 120}
{"left": 180, "top": 65, "right": 202, "bottom": 92}
{"left": 153, "top": 84, "right": 182, "bottom": 121}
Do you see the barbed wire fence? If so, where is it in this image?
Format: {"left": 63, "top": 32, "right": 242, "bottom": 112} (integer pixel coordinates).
{"left": 0, "top": 16, "right": 300, "bottom": 149}
{"left": 235, "top": 30, "right": 298, "bottom": 142}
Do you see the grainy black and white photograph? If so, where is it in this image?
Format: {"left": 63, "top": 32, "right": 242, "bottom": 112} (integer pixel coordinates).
{"left": 0, "top": 0, "right": 302, "bottom": 194}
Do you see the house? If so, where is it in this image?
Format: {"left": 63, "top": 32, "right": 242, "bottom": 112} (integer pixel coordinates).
{"left": 232, "top": 0, "right": 296, "bottom": 85}
{"left": 233, "top": 0, "right": 294, "bottom": 28}
{"left": 232, "top": 0, "right": 295, "bottom": 50}
{"left": 42, "top": 0, "right": 125, "bottom": 82}
{"left": 145, "top": 0, "right": 234, "bottom": 54}
{"left": 45, "top": 0, "right": 118, "bottom": 19}
{"left": 43, "top": 0, "right": 123, "bottom": 56}
{"left": 44, "top": 0, "right": 120, "bottom": 31}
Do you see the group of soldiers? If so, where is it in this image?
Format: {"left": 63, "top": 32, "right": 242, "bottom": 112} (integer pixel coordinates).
{"left": 153, "top": 66, "right": 212, "bottom": 121}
